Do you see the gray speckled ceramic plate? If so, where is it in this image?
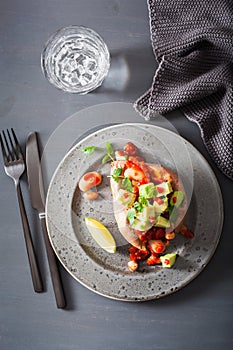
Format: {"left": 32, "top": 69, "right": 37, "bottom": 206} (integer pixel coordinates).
{"left": 46, "top": 123, "right": 223, "bottom": 301}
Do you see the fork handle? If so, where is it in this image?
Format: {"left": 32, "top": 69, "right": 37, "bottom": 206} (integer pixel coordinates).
{"left": 16, "top": 183, "right": 43, "bottom": 293}
{"left": 40, "top": 216, "right": 66, "bottom": 309}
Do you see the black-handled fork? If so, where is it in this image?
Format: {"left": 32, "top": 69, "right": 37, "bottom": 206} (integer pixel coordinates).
{"left": 0, "top": 128, "right": 43, "bottom": 292}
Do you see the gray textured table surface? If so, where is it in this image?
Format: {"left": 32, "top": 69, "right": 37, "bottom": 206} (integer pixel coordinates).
{"left": 0, "top": 1, "right": 232, "bottom": 350}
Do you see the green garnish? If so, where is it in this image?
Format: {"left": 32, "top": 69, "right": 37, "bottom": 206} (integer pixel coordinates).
{"left": 82, "top": 142, "right": 116, "bottom": 164}
{"left": 126, "top": 208, "right": 136, "bottom": 225}
{"left": 134, "top": 201, "right": 143, "bottom": 212}
{"left": 134, "top": 195, "right": 149, "bottom": 212}
{"left": 139, "top": 183, "right": 157, "bottom": 199}
{"left": 111, "top": 168, "right": 123, "bottom": 183}
{"left": 113, "top": 168, "right": 122, "bottom": 176}
{"left": 102, "top": 141, "right": 115, "bottom": 164}
{"left": 106, "top": 141, "right": 113, "bottom": 155}
{"left": 122, "top": 177, "right": 133, "bottom": 192}
{"left": 82, "top": 146, "right": 98, "bottom": 155}
{"left": 102, "top": 154, "right": 112, "bottom": 164}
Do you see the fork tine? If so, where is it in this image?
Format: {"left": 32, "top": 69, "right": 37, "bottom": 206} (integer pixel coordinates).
{"left": 7, "top": 129, "right": 18, "bottom": 161}
{"left": 11, "top": 128, "right": 24, "bottom": 160}
{"left": 2, "top": 130, "right": 13, "bottom": 161}
{"left": 0, "top": 132, "right": 8, "bottom": 165}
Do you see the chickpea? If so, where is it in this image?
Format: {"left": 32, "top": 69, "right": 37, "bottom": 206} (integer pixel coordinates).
{"left": 148, "top": 239, "right": 166, "bottom": 254}
{"left": 83, "top": 191, "right": 99, "bottom": 201}
{"left": 78, "top": 171, "right": 102, "bottom": 192}
{"left": 127, "top": 260, "right": 138, "bottom": 271}
{"left": 165, "top": 232, "right": 176, "bottom": 240}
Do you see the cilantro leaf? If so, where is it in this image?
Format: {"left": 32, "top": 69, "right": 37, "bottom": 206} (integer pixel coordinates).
{"left": 111, "top": 175, "right": 120, "bottom": 183}
{"left": 102, "top": 154, "right": 111, "bottom": 164}
{"left": 127, "top": 208, "right": 136, "bottom": 225}
{"left": 122, "top": 177, "right": 133, "bottom": 192}
{"left": 106, "top": 141, "right": 114, "bottom": 155}
{"left": 138, "top": 196, "right": 148, "bottom": 206}
{"left": 102, "top": 141, "right": 115, "bottom": 163}
{"left": 113, "top": 168, "right": 122, "bottom": 177}
{"left": 111, "top": 168, "right": 123, "bottom": 182}
{"left": 82, "top": 146, "right": 97, "bottom": 155}
{"left": 134, "top": 201, "right": 143, "bottom": 212}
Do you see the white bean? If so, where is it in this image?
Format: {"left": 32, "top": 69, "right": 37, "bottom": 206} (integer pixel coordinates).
{"left": 83, "top": 191, "right": 99, "bottom": 201}
{"left": 78, "top": 171, "right": 102, "bottom": 192}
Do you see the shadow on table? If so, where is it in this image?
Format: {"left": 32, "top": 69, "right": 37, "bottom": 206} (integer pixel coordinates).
{"left": 98, "top": 46, "right": 157, "bottom": 97}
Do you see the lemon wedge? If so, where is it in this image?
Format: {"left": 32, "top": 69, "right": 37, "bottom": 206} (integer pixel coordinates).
{"left": 85, "top": 218, "right": 116, "bottom": 253}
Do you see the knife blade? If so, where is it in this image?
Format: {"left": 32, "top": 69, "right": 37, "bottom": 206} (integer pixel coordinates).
{"left": 26, "top": 132, "right": 66, "bottom": 309}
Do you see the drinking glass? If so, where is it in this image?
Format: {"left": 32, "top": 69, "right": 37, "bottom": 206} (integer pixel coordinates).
{"left": 41, "top": 26, "right": 110, "bottom": 94}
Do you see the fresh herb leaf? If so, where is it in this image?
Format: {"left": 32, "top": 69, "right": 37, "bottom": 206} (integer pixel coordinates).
{"left": 82, "top": 146, "right": 97, "bottom": 155}
{"left": 82, "top": 146, "right": 104, "bottom": 155}
{"left": 102, "top": 154, "right": 111, "bottom": 164}
{"left": 111, "top": 175, "right": 120, "bottom": 183}
{"left": 106, "top": 141, "right": 114, "bottom": 155}
{"left": 138, "top": 196, "right": 148, "bottom": 206}
{"left": 134, "top": 196, "right": 148, "bottom": 212}
{"left": 127, "top": 208, "right": 136, "bottom": 225}
{"left": 111, "top": 168, "right": 123, "bottom": 183}
{"left": 134, "top": 201, "right": 144, "bottom": 212}
{"left": 102, "top": 141, "right": 115, "bottom": 163}
{"left": 122, "top": 177, "right": 133, "bottom": 192}
{"left": 113, "top": 168, "right": 122, "bottom": 176}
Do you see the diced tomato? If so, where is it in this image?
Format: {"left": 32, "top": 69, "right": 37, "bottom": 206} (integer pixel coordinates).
{"left": 156, "top": 186, "right": 164, "bottom": 194}
{"left": 146, "top": 254, "right": 161, "bottom": 265}
{"left": 125, "top": 160, "right": 143, "bottom": 172}
{"left": 129, "top": 245, "right": 149, "bottom": 261}
{"left": 134, "top": 230, "right": 148, "bottom": 241}
{"left": 149, "top": 216, "right": 156, "bottom": 224}
{"left": 154, "top": 197, "right": 164, "bottom": 205}
{"left": 117, "top": 150, "right": 125, "bottom": 156}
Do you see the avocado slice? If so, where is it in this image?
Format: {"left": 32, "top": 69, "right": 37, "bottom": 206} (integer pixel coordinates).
{"left": 155, "top": 215, "right": 170, "bottom": 228}
{"left": 131, "top": 218, "right": 153, "bottom": 232}
{"left": 116, "top": 189, "right": 136, "bottom": 206}
{"left": 160, "top": 253, "right": 177, "bottom": 268}
{"left": 155, "top": 181, "right": 173, "bottom": 197}
{"left": 170, "top": 190, "right": 184, "bottom": 207}
{"left": 136, "top": 205, "right": 155, "bottom": 222}
{"left": 153, "top": 197, "right": 168, "bottom": 214}
{"left": 130, "top": 205, "right": 155, "bottom": 231}
{"left": 139, "top": 183, "right": 156, "bottom": 199}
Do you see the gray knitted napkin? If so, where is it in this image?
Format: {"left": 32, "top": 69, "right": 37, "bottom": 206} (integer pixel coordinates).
{"left": 135, "top": 0, "right": 233, "bottom": 180}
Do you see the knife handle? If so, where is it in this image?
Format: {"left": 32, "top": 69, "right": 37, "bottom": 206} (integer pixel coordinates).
{"left": 16, "top": 183, "right": 43, "bottom": 293}
{"left": 40, "top": 216, "right": 66, "bottom": 309}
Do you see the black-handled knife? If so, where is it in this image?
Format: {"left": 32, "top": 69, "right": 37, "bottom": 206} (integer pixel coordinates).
{"left": 26, "top": 132, "right": 66, "bottom": 309}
